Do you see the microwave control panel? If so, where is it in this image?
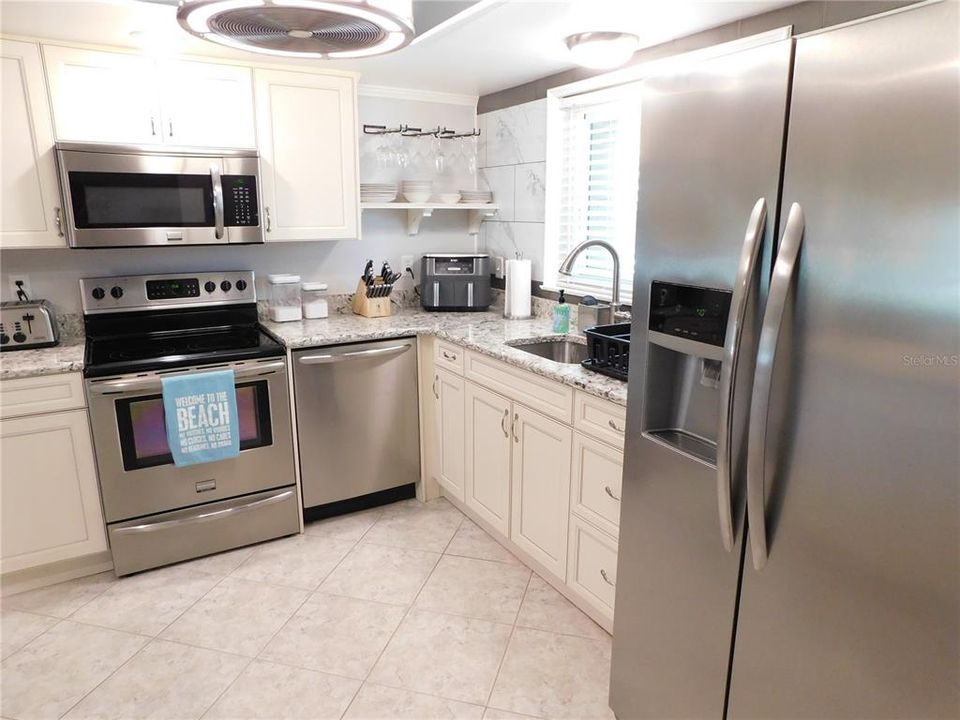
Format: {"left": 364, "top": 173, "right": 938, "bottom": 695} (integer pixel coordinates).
{"left": 222, "top": 175, "right": 260, "bottom": 227}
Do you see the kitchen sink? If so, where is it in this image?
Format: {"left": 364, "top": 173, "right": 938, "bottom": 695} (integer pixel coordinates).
{"left": 509, "top": 339, "right": 588, "bottom": 364}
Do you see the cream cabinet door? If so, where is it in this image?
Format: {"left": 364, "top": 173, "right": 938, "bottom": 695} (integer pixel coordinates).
{"left": 254, "top": 68, "right": 358, "bottom": 240}
{"left": 43, "top": 45, "right": 162, "bottom": 144}
{"left": 510, "top": 404, "right": 572, "bottom": 578}
{"left": 433, "top": 368, "right": 465, "bottom": 502}
{"left": 570, "top": 432, "right": 623, "bottom": 538}
{"left": 160, "top": 60, "right": 255, "bottom": 148}
{"left": 1, "top": 40, "right": 65, "bottom": 248}
{"left": 464, "top": 381, "right": 511, "bottom": 535}
{"left": 0, "top": 409, "right": 107, "bottom": 574}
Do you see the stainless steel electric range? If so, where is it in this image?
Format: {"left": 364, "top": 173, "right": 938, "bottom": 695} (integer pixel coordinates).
{"left": 81, "top": 271, "right": 299, "bottom": 576}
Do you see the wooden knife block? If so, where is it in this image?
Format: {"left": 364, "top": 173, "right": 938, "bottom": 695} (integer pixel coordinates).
{"left": 352, "top": 278, "right": 392, "bottom": 318}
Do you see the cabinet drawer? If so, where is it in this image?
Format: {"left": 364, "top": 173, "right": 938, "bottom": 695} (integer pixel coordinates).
{"left": 574, "top": 392, "right": 626, "bottom": 449}
{"left": 465, "top": 351, "right": 573, "bottom": 423}
{"left": 571, "top": 432, "right": 622, "bottom": 537}
{"left": 435, "top": 340, "right": 464, "bottom": 375}
{"left": 0, "top": 373, "right": 86, "bottom": 419}
{"left": 566, "top": 515, "right": 618, "bottom": 622}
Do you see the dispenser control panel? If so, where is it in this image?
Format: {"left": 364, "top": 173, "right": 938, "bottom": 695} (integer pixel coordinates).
{"left": 648, "top": 281, "right": 732, "bottom": 347}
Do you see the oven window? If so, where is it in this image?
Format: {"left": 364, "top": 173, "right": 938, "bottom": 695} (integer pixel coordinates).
{"left": 114, "top": 381, "right": 272, "bottom": 471}
{"left": 68, "top": 172, "right": 214, "bottom": 228}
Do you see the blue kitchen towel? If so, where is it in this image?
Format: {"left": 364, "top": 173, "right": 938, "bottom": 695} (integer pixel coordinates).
{"left": 161, "top": 369, "right": 240, "bottom": 467}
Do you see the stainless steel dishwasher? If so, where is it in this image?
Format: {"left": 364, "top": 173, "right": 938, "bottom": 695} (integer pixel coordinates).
{"left": 293, "top": 337, "right": 420, "bottom": 510}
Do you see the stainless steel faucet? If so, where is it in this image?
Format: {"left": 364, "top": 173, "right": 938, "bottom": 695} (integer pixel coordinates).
{"left": 558, "top": 239, "right": 627, "bottom": 326}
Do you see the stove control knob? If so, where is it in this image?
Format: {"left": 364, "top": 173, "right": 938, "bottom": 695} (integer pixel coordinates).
{"left": 0, "top": 333, "right": 9, "bottom": 345}
{"left": 13, "top": 332, "right": 26, "bottom": 344}
{"left": 204, "top": 281, "right": 217, "bottom": 293}
{"left": 110, "top": 286, "right": 124, "bottom": 299}
{"left": 235, "top": 279, "right": 247, "bottom": 292}
{"left": 220, "top": 280, "right": 232, "bottom": 292}
{"left": 91, "top": 287, "right": 105, "bottom": 300}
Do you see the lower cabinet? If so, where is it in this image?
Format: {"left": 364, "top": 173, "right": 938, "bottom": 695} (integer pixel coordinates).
{"left": 510, "top": 404, "right": 572, "bottom": 579}
{"left": 567, "top": 513, "right": 619, "bottom": 621}
{"left": 464, "top": 382, "right": 511, "bottom": 535}
{"left": 1, "top": 408, "right": 107, "bottom": 574}
{"left": 433, "top": 367, "right": 465, "bottom": 501}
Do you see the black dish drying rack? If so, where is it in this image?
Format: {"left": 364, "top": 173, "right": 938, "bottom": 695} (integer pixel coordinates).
{"left": 582, "top": 322, "right": 631, "bottom": 381}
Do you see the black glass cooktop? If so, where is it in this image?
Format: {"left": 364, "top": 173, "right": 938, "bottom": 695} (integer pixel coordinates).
{"left": 83, "top": 304, "right": 284, "bottom": 378}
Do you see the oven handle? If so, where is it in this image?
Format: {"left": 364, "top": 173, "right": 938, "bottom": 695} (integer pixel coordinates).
{"left": 211, "top": 165, "right": 225, "bottom": 240}
{"left": 112, "top": 489, "right": 294, "bottom": 535}
{"left": 87, "top": 360, "right": 286, "bottom": 395}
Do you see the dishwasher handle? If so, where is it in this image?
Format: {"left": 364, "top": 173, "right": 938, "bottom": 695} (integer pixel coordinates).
{"left": 298, "top": 343, "right": 411, "bottom": 365}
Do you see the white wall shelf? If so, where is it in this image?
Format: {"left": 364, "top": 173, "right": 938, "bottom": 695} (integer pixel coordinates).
{"left": 361, "top": 202, "right": 499, "bottom": 235}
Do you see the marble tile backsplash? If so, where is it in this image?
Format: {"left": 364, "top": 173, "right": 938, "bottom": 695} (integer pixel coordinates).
{"left": 478, "top": 99, "right": 548, "bottom": 282}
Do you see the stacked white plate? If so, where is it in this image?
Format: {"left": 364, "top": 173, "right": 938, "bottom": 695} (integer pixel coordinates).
{"left": 401, "top": 180, "right": 433, "bottom": 203}
{"left": 361, "top": 183, "right": 397, "bottom": 202}
{"left": 460, "top": 189, "right": 493, "bottom": 204}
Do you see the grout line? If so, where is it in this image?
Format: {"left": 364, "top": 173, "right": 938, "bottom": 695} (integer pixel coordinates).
{"left": 482, "top": 572, "right": 533, "bottom": 710}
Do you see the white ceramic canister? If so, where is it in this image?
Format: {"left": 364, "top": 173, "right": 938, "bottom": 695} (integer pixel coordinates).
{"left": 267, "top": 274, "right": 302, "bottom": 322}
{"left": 301, "top": 282, "right": 329, "bottom": 319}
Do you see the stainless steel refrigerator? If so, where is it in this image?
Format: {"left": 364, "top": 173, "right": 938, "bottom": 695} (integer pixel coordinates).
{"left": 610, "top": 3, "right": 959, "bottom": 718}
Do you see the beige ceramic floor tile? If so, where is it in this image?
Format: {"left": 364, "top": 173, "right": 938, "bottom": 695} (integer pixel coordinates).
{"left": 0, "top": 610, "right": 58, "bottom": 660}
{"left": 482, "top": 709, "right": 542, "bottom": 719}
{"left": 363, "top": 500, "right": 464, "bottom": 553}
{"left": 445, "top": 519, "right": 522, "bottom": 565}
{"left": 415, "top": 555, "right": 531, "bottom": 624}
{"left": 0, "top": 620, "right": 146, "bottom": 720}
{"left": 344, "top": 683, "right": 484, "bottom": 720}
{"left": 64, "top": 639, "right": 247, "bottom": 720}
{"left": 319, "top": 542, "right": 439, "bottom": 606}
{"left": 204, "top": 659, "right": 360, "bottom": 720}
{"left": 1, "top": 572, "right": 115, "bottom": 618}
{"left": 70, "top": 565, "right": 220, "bottom": 636}
{"left": 488, "top": 627, "right": 614, "bottom": 719}
{"left": 231, "top": 534, "right": 356, "bottom": 590}
{"left": 160, "top": 576, "right": 308, "bottom": 657}
{"left": 304, "top": 508, "right": 382, "bottom": 542}
{"left": 516, "top": 575, "right": 609, "bottom": 641}
{"left": 368, "top": 609, "right": 512, "bottom": 705}
{"left": 260, "top": 593, "right": 405, "bottom": 679}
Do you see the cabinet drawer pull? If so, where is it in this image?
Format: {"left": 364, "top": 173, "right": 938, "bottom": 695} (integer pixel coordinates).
{"left": 608, "top": 419, "right": 625, "bottom": 433}
{"left": 600, "top": 568, "right": 615, "bottom": 586}
{"left": 604, "top": 485, "right": 621, "bottom": 502}
{"left": 150, "top": 116, "right": 156, "bottom": 136}
{"left": 442, "top": 350, "right": 457, "bottom": 361}
{"left": 432, "top": 375, "right": 439, "bottom": 399}
{"left": 501, "top": 408, "right": 509, "bottom": 438}
{"left": 512, "top": 412, "right": 520, "bottom": 443}
{"left": 265, "top": 206, "right": 272, "bottom": 232}
{"left": 55, "top": 207, "right": 64, "bottom": 237}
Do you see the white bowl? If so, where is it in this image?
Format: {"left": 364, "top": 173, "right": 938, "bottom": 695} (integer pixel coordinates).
{"left": 437, "top": 193, "right": 461, "bottom": 204}
{"left": 403, "top": 191, "right": 432, "bottom": 203}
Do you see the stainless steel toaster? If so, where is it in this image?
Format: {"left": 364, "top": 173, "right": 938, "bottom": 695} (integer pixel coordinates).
{"left": 421, "top": 254, "right": 492, "bottom": 312}
{"left": 0, "top": 301, "right": 59, "bottom": 350}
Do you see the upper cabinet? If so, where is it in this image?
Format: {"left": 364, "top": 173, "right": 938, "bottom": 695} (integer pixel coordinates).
{"left": 254, "top": 68, "right": 359, "bottom": 241}
{"left": 43, "top": 46, "right": 256, "bottom": 149}
{"left": 0, "top": 39, "right": 65, "bottom": 248}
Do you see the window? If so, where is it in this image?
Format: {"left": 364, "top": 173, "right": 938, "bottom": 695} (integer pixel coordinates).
{"left": 545, "top": 83, "right": 641, "bottom": 303}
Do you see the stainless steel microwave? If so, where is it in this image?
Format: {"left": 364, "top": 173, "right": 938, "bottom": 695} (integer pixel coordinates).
{"left": 56, "top": 142, "right": 263, "bottom": 248}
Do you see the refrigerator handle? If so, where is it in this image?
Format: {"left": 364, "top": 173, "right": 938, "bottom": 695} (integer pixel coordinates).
{"left": 747, "top": 202, "right": 805, "bottom": 570}
{"left": 716, "top": 197, "right": 767, "bottom": 552}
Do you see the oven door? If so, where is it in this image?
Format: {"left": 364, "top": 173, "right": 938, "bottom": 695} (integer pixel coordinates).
{"left": 86, "top": 357, "right": 295, "bottom": 522}
{"left": 57, "top": 146, "right": 263, "bottom": 247}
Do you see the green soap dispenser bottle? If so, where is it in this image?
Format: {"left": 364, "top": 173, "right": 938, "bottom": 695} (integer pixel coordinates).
{"left": 552, "top": 290, "right": 571, "bottom": 333}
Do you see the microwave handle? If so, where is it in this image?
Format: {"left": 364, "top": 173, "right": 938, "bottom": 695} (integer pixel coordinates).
{"left": 211, "top": 165, "right": 225, "bottom": 240}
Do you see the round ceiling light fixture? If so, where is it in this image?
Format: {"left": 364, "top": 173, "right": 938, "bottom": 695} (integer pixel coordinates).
{"left": 565, "top": 32, "right": 639, "bottom": 70}
{"left": 176, "top": 0, "right": 415, "bottom": 59}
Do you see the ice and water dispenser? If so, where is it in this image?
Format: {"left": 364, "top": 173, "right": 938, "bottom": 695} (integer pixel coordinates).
{"left": 641, "top": 281, "right": 733, "bottom": 466}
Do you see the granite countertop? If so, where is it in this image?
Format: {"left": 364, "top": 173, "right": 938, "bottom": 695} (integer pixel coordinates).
{"left": 0, "top": 309, "right": 628, "bottom": 406}
{"left": 262, "top": 308, "right": 628, "bottom": 406}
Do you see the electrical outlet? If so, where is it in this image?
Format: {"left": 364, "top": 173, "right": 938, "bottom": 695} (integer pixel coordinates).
{"left": 7, "top": 274, "right": 32, "bottom": 302}
{"left": 494, "top": 256, "right": 506, "bottom": 279}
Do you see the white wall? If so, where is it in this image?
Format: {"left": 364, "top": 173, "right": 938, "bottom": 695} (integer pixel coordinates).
{"left": 477, "top": 98, "right": 548, "bottom": 281}
{"left": 0, "top": 91, "right": 480, "bottom": 314}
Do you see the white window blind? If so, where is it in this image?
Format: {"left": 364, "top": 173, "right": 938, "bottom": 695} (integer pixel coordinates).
{"left": 547, "top": 84, "right": 641, "bottom": 303}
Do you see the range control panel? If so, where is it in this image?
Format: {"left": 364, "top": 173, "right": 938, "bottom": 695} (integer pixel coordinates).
{"left": 81, "top": 271, "right": 256, "bottom": 314}
{"left": 222, "top": 175, "right": 259, "bottom": 227}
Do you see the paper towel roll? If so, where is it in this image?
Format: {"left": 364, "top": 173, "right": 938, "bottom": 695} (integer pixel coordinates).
{"left": 504, "top": 258, "right": 532, "bottom": 319}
